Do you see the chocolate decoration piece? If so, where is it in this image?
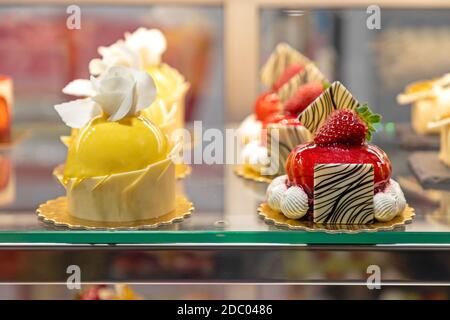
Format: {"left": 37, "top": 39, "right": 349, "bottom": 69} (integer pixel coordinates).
{"left": 313, "top": 163, "right": 374, "bottom": 225}
{"left": 298, "top": 81, "right": 359, "bottom": 135}
{"left": 266, "top": 124, "right": 312, "bottom": 175}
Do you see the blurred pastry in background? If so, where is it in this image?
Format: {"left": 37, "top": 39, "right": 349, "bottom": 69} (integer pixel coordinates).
{"left": 78, "top": 284, "right": 141, "bottom": 300}
{"left": 397, "top": 73, "right": 450, "bottom": 135}
{"left": 238, "top": 43, "right": 311, "bottom": 145}
{"left": 238, "top": 43, "right": 328, "bottom": 178}
{"left": 429, "top": 111, "right": 450, "bottom": 167}
{"left": 0, "top": 76, "right": 13, "bottom": 144}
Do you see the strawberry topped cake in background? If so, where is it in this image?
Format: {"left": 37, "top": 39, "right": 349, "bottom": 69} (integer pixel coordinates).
{"left": 239, "top": 43, "right": 329, "bottom": 178}
{"left": 238, "top": 43, "right": 312, "bottom": 145}
{"left": 264, "top": 81, "right": 408, "bottom": 225}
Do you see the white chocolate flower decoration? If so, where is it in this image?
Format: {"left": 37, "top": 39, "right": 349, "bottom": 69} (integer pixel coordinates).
{"left": 55, "top": 66, "right": 156, "bottom": 128}
{"left": 89, "top": 41, "right": 142, "bottom": 76}
{"left": 124, "top": 27, "right": 167, "bottom": 68}
{"left": 62, "top": 28, "right": 167, "bottom": 97}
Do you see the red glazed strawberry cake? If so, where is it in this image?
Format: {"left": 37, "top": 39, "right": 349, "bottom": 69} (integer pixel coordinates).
{"left": 265, "top": 82, "right": 407, "bottom": 225}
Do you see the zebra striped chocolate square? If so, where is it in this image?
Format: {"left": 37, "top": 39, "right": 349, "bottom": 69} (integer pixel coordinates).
{"left": 260, "top": 43, "right": 312, "bottom": 89}
{"left": 278, "top": 63, "right": 328, "bottom": 103}
{"left": 313, "top": 163, "right": 374, "bottom": 225}
{"left": 298, "top": 81, "right": 360, "bottom": 134}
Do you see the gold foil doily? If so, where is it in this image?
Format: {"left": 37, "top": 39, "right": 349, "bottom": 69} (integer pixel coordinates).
{"left": 234, "top": 165, "right": 273, "bottom": 184}
{"left": 258, "top": 203, "right": 415, "bottom": 233}
{"left": 37, "top": 195, "right": 194, "bottom": 230}
{"left": 53, "top": 163, "right": 191, "bottom": 181}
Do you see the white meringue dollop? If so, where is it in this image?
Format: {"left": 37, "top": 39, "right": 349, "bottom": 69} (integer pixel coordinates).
{"left": 266, "top": 178, "right": 309, "bottom": 219}
{"left": 238, "top": 114, "right": 262, "bottom": 145}
{"left": 373, "top": 192, "right": 398, "bottom": 222}
{"left": 280, "top": 186, "right": 309, "bottom": 219}
{"left": 373, "top": 179, "right": 407, "bottom": 222}
{"left": 386, "top": 179, "right": 407, "bottom": 215}
{"left": 267, "top": 175, "right": 287, "bottom": 195}
{"left": 241, "top": 140, "right": 270, "bottom": 172}
{"left": 267, "top": 184, "right": 287, "bottom": 212}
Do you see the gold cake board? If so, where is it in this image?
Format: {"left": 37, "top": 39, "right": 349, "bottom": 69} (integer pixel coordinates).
{"left": 234, "top": 165, "right": 273, "bottom": 184}
{"left": 37, "top": 195, "right": 194, "bottom": 230}
{"left": 258, "top": 202, "right": 415, "bottom": 233}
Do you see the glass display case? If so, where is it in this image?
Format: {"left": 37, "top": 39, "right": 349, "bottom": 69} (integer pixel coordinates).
{"left": 0, "top": 1, "right": 449, "bottom": 300}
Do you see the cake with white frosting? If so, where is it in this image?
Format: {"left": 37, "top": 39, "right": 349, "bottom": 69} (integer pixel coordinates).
{"left": 265, "top": 83, "right": 407, "bottom": 225}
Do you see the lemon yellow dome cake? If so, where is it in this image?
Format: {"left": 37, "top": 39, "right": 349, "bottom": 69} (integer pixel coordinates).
{"left": 55, "top": 66, "right": 176, "bottom": 222}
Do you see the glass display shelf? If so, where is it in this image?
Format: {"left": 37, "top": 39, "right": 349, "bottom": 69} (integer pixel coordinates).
{"left": 0, "top": 124, "right": 449, "bottom": 246}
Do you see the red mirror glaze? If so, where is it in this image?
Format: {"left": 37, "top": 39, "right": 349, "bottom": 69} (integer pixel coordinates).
{"left": 286, "top": 142, "right": 392, "bottom": 196}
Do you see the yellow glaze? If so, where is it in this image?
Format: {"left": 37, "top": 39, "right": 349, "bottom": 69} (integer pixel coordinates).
{"left": 146, "top": 63, "right": 186, "bottom": 101}
{"left": 144, "top": 63, "right": 190, "bottom": 133}
{"left": 64, "top": 115, "right": 168, "bottom": 180}
{"left": 406, "top": 80, "right": 434, "bottom": 94}
{"left": 141, "top": 98, "right": 173, "bottom": 133}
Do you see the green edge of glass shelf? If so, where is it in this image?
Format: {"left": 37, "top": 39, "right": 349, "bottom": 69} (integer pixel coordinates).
{"left": 0, "top": 231, "right": 449, "bottom": 245}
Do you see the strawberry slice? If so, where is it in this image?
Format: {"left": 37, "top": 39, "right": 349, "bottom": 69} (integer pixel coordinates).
{"left": 284, "top": 82, "right": 326, "bottom": 116}
{"left": 254, "top": 92, "right": 281, "bottom": 122}
{"left": 273, "top": 64, "right": 304, "bottom": 91}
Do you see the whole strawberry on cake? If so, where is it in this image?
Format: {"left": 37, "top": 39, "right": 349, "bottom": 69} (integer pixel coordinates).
{"left": 264, "top": 81, "right": 407, "bottom": 225}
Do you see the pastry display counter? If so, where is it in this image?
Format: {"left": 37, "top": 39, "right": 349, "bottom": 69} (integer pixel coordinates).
{"left": 0, "top": 123, "right": 449, "bottom": 247}
{"left": 0, "top": 4, "right": 449, "bottom": 299}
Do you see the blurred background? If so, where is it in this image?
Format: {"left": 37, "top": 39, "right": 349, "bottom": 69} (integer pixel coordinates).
{"left": 1, "top": 6, "right": 450, "bottom": 124}
{"left": 0, "top": 2, "right": 449, "bottom": 300}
